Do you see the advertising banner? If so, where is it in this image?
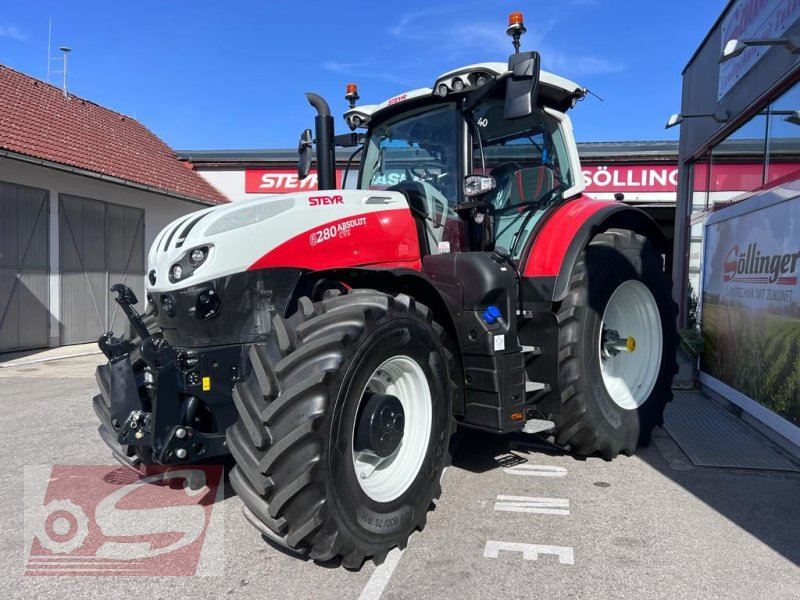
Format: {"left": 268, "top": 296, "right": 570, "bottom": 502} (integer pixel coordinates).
{"left": 702, "top": 194, "right": 800, "bottom": 426}
{"left": 719, "top": 0, "right": 800, "bottom": 99}
{"left": 581, "top": 165, "right": 678, "bottom": 193}
{"left": 580, "top": 163, "right": 800, "bottom": 194}
{"left": 244, "top": 169, "right": 343, "bottom": 194}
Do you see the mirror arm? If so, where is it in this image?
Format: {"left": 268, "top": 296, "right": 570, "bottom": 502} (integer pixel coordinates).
{"left": 334, "top": 132, "right": 366, "bottom": 147}
{"left": 342, "top": 145, "right": 364, "bottom": 189}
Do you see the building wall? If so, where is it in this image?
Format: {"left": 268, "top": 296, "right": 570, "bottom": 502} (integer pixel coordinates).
{"left": 0, "top": 157, "right": 205, "bottom": 347}
{"left": 675, "top": 0, "right": 800, "bottom": 311}
{"left": 679, "top": 2, "right": 800, "bottom": 160}
{"left": 193, "top": 169, "right": 254, "bottom": 202}
{"left": 675, "top": 0, "right": 800, "bottom": 447}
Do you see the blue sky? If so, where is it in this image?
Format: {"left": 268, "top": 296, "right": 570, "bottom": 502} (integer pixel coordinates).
{"left": 1, "top": 1, "right": 728, "bottom": 149}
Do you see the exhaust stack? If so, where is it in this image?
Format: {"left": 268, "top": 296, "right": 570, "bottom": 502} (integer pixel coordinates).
{"left": 305, "top": 92, "right": 336, "bottom": 190}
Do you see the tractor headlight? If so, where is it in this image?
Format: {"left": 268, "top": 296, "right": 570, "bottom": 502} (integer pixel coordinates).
{"left": 167, "top": 245, "right": 212, "bottom": 284}
{"left": 189, "top": 246, "right": 208, "bottom": 266}
{"left": 464, "top": 174, "right": 497, "bottom": 197}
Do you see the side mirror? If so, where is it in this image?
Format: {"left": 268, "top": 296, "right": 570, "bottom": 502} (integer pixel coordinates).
{"left": 463, "top": 174, "right": 496, "bottom": 198}
{"left": 504, "top": 51, "right": 540, "bottom": 119}
{"left": 297, "top": 128, "right": 313, "bottom": 181}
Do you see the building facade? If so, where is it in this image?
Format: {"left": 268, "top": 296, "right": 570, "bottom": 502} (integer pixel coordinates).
{"left": 673, "top": 0, "right": 800, "bottom": 447}
{"left": 0, "top": 65, "right": 227, "bottom": 353}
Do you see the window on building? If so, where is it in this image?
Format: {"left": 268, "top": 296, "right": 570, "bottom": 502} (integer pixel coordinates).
{"left": 687, "top": 216, "right": 704, "bottom": 308}
{"left": 709, "top": 112, "right": 767, "bottom": 205}
{"left": 690, "top": 157, "right": 710, "bottom": 214}
{"left": 766, "top": 79, "right": 800, "bottom": 187}
{"left": 685, "top": 160, "right": 710, "bottom": 325}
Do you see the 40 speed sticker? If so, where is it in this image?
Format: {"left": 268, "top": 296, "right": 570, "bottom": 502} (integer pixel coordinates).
{"left": 309, "top": 216, "right": 367, "bottom": 246}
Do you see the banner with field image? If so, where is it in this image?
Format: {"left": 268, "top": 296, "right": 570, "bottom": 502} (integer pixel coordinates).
{"left": 702, "top": 194, "right": 800, "bottom": 426}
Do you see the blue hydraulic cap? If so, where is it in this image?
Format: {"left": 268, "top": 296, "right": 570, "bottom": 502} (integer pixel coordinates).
{"left": 482, "top": 305, "right": 502, "bottom": 325}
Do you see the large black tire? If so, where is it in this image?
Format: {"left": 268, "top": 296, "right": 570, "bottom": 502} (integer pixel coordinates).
{"left": 549, "top": 228, "right": 677, "bottom": 459}
{"left": 227, "top": 290, "right": 455, "bottom": 569}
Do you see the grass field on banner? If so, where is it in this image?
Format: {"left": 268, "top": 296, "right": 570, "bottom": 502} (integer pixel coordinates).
{"left": 702, "top": 301, "right": 800, "bottom": 426}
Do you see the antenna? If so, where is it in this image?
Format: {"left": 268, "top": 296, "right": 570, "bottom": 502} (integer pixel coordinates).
{"left": 46, "top": 18, "right": 51, "bottom": 82}
{"left": 46, "top": 20, "right": 72, "bottom": 98}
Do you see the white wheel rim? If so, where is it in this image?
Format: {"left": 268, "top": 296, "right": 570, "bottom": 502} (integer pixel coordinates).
{"left": 598, "top": 280, "right": 663, "bottom": 410}
{"left": 352, "top": 356, "right": 432, "bottom": 503}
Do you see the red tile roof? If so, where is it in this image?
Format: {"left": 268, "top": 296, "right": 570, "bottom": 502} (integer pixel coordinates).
{"left": 0, "top": 64, "right": 227, "bottom": 205}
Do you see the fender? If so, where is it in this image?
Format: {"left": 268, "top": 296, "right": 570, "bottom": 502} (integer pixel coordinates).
{"left": 521, "top": 196, "right": 669, "bottom": 302}
{"left": 295, "top": 266, "right": 460, "bottom": 344}
{"left": 294, "top": 265, "right": 465, "bottom": 416}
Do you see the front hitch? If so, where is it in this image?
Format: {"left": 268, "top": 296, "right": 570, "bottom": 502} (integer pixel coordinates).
{"left": 98, "top": 284, "right": 153, "bottom": 362}
{"left": 94, "top": 283, "right": 229, "bottom": 465}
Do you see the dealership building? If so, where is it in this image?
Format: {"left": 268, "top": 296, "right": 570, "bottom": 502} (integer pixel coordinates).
{"left": 671, "top": 0, "right": 800, "bottom": 449}
{"left": 0, "top": 65, "right": 227, "bottom": 353}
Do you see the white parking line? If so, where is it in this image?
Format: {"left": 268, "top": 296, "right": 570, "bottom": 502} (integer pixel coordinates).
{"left": 503, "top": 464, "right": 568, "bottom": 477}
{"left": 357, "top": 466, "right": 449, "bottom": 599}
{"left": 358, "top": 547, "right": 404, "bottom": 600}
{"left": 483, "top": 541, "right": 575, "bottom": 564}
{"left": 494, "top": 495, "right": 570, "bottom": 515}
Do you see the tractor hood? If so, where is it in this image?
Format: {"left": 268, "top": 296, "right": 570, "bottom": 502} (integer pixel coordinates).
{"left": 147, "top": 190, "right": 420, "bottom": 293}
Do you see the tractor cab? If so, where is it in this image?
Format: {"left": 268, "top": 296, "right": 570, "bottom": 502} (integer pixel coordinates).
{"left": 341, "top": 59, "right": 587, "bottom": 261}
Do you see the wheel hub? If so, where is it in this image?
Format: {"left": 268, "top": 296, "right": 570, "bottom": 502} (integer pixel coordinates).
{"left": 354, "top": 393, "right": 405, "bottom": 458}
{"left": 602, "top": 329, "right": 637, "bottom": 357}
{"left": 351, "top": 355, "right": 432, "bottom": 503}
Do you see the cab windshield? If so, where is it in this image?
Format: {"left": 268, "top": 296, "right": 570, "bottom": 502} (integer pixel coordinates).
{"left": 358, "top": 97, "right": 573, "bottom": 257}
{"left": 361, "top": 105, "right": 463, "bottom": 251}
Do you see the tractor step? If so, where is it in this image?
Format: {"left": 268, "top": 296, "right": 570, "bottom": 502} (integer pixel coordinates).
{"left": 520, "top": 345, "right": 541, "bottom": 355}
{"left": 522, "top": 419, "right": 555, "bottom": 434}
{"left": 525, "top": 380, "right": 549, "bottom": 393}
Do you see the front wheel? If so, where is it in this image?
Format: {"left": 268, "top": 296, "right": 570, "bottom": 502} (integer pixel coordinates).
{"left": 227, "top": 290, "right": 454, "bottom": 568}
{"left": 550, "top": 228, "right": 677, "bottom": 459}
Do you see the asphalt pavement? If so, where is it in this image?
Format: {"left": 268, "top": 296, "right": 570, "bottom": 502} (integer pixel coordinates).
{"left": 0, "top": 352, "right": 798, "bottom": 599}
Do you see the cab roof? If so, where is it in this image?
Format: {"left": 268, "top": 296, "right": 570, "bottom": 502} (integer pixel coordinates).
{"left": 344, "top": 61, "right": 587, "bottom": 129}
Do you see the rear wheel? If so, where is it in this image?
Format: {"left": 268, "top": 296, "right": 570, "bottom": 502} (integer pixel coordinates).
{"left": 227, "top": 290, "right": 454, "bottom": 568}
{"left": 550, "top": 228, "right": 677, "bottom": 459}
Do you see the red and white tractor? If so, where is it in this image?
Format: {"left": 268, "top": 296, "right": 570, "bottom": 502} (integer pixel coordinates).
{"left": 92, "top": 12, "right": 677, "bottom": 568}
